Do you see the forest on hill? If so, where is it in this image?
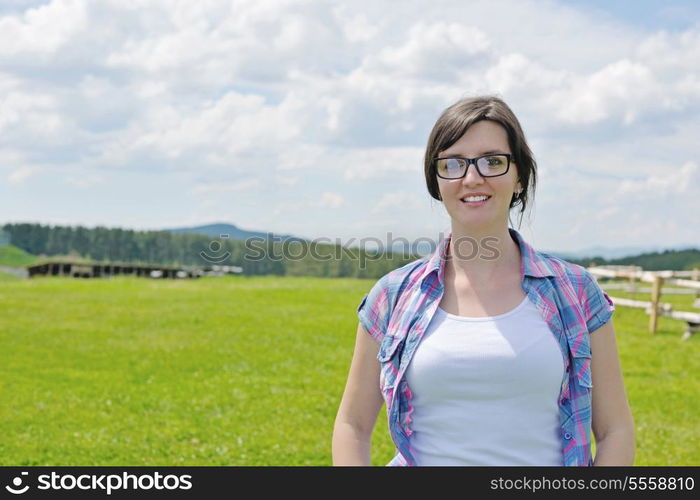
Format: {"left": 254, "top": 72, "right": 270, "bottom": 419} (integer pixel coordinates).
{"left": 1, "top": 223, "right": 418, "bottom": 279}
{"left": 566, "top": 248, "right": 700, "bottom": 271}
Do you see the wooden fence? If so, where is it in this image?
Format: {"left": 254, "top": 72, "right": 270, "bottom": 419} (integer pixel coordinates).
{"left": 587, "top": 265, "right": 700, "bottom": 340}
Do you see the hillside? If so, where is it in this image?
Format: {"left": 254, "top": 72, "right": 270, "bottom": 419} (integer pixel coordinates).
{"left": 565, "top": 247, "right": 700, "bottom": 271}
{"left": 0, "top": 244, "right": 38, "bottom": 267}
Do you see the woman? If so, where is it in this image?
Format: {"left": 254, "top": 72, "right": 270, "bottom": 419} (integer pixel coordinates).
{"left": 332, "top": 95, "right": 635, "bottom": 466}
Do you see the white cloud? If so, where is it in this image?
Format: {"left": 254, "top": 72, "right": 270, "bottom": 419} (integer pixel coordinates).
{"left": 340, "top": 147, "right": 424, "bottom": 180}
{"left": 192, "top": 178, "right": 261, "bottom": 195}
{"left": 546, "top": 58, "right": 698, "bottom": 125}
{"left": 313, "top": 192, "right": 345, "bottom": 209}
{"left": 617, "top": 161, "right": 700, "bottom": 198}
{"left": 333, "top": 6, "right": 378, "bottom": 43}
{"left": 483, "top": 53, "right": 567, "bottom": 97}
{"left": 66, "top": 173, "right": 104, "bottom": 188}
{"left": 8, "top": 165, "right": 40, "bottom": 184}
{"left": 0, "top": 0, "right": 87, "bottom": 57}
{"left": 274, "top": 177, "right": 300, "bottom": 187}
{"left": 103, "top": 90, "right": 306, "bottom": 166}
{"left": 636, "top": 28, "right": 700, "bottom": 71}
{"left": 0, "top": 86, "right": 63, "bottom": 138}
{"left": 372, "top": 192, "right": 422, "bottom": 214}
{"left": 362, "top": 22, "right": 491, "bottom": 80}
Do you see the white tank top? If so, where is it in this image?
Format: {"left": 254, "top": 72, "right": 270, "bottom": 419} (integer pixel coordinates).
{"left": 404, "top": 295, "right": 566, "bottom": 466}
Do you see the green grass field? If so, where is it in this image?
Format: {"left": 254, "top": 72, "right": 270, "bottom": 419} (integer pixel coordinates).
{"left": 0, "top": 275, "right": 698, "bottom": 465}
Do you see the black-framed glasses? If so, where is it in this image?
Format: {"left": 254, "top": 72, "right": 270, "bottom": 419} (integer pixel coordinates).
{"left": 433, "top": 154, "right": 512, "bottom": 179}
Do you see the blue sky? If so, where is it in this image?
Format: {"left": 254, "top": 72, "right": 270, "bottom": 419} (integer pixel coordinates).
{"left": 1, "top": 0, "right": 698, "bottom": 253}
{"left": 566, "top": 0, "right": 700, "bottom": 31}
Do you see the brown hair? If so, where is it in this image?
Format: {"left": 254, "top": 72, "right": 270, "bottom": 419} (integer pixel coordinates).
{"left": 424, "top": 95, "right": 537, "bottom": 228}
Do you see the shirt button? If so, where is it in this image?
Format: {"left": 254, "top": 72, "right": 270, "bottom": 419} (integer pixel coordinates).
{"left": 564, "top": 432, "right": 573, "bottom": 440}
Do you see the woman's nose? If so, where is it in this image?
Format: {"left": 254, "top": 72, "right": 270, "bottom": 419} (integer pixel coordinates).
{"left": 462, "top": 163, "right": 484, "bottom": 185}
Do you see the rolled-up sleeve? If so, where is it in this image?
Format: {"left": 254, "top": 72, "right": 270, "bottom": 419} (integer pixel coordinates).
{"left": 357, "top": 276, "right": 390, "bottom": 344}
{"left": 582, "top": 272, "right": 615, "bottom": 333}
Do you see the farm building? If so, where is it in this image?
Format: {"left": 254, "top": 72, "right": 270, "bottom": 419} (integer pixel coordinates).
{"left": 27, "top": 260, "right": 201, "bottom": 279}
{"left": 26, "top": 260, "right": 244, "bottom": 279}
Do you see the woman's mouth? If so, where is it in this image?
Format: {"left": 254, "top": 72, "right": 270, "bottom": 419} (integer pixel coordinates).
{"left": 460, "top": 195, "right": 491, "bottom": 206}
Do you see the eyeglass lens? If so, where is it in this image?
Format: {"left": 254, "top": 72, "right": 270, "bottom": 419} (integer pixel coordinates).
{"left": 435, "top": 155, "right": 509, "bottom": 178}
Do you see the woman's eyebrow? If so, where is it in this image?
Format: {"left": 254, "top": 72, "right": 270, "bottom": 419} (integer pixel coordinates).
{"left": 443, "top": 149, "right": 508, "bottom": 156}
{"left": 477, "top": 150, "right": 508, "bottom": 155}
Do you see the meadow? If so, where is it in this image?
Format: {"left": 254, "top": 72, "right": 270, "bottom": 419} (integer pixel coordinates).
{"left": 0, "top": 275, "right": 698, "bottom": 465}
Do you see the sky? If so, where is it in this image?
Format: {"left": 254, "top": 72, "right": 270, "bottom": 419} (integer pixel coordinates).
{"left": 1, "top": 0, "right": 699, "bottom": 254}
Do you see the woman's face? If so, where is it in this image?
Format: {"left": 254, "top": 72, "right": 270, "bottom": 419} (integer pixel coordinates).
{"left": 436, "top": 120, "right": 522, "bottom": 232}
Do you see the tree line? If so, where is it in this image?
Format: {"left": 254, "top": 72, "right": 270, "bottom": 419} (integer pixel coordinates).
{"left": 575, "top": 248, "right": 700, "bottom": 271}
{"left": 1, "top": 223, "right": 421, "bottom": 279}
{"left": 3, "top": 223, "right": 698, "bottom": 278}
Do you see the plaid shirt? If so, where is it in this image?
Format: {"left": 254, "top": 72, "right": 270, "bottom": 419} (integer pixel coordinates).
{"left": 357, "top": 227, "right": 615, "bottom": 466}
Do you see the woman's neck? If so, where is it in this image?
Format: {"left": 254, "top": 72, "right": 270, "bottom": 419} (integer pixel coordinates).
{"left": 446, "top": 225, "right": 521, "bottom": 287}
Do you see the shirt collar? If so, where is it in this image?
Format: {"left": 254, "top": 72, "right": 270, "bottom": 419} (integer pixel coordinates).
{"left": 421, "top": 227, "right": 556, "bottom": 285}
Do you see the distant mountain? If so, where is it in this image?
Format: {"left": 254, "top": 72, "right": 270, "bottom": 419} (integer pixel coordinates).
{"left": 165, "top": 223, "right": 305, "bottom": 242}
{"left": 546, "top": 243, "right": 698, "bottom": 261}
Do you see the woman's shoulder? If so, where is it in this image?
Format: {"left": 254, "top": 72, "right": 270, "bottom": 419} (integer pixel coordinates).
{"left": 533, "top": 249, "right": 608, "bottom": 306}
{"left": 533, "top": 248, "right": 595, "bottom": 283}
{"left": 540, "top": 250, "right": 615, "bottom": 332}
{"left": 367, "top": 256, "right": 430, "bottom": 299}
{"left": 513, "top": 228, "right": 595, "bottom": 287}
{"left": 357, "top": 257, "right": 429, "bottom": 343}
